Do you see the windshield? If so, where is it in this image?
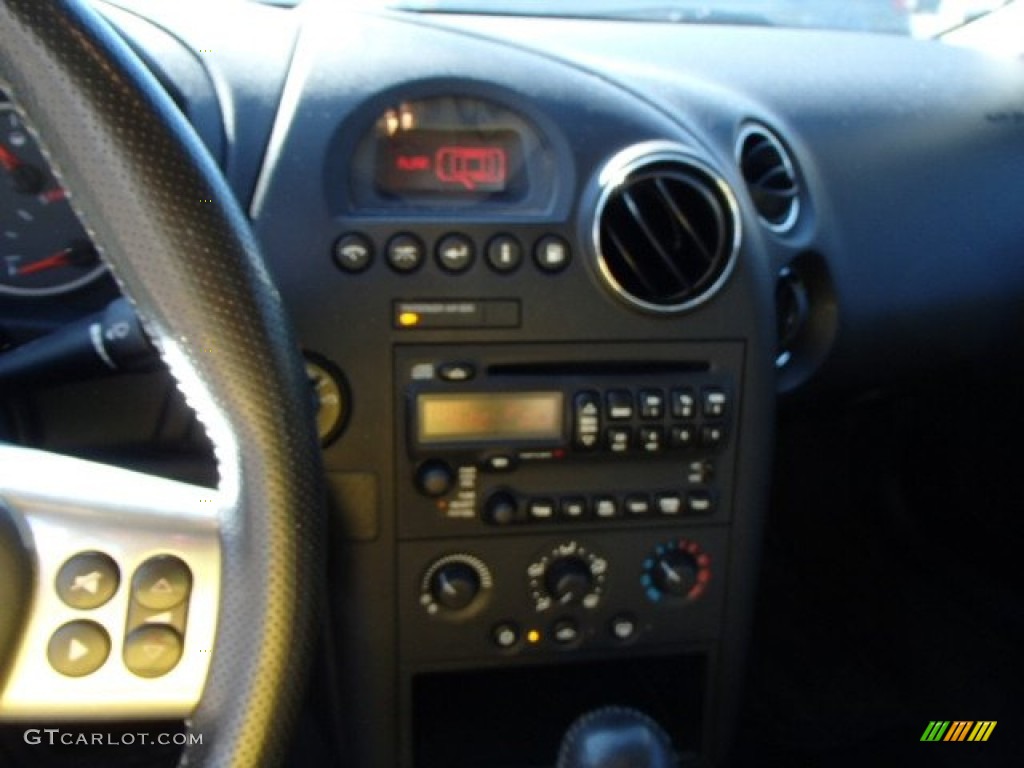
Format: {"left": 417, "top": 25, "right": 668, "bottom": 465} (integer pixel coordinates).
{"left": 375, "top": 0, "right": 1016, "bottom": 37}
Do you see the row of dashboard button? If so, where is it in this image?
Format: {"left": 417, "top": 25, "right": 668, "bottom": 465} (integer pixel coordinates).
{"left": 334, "top": 231, "right": 571, "bottom": 275}
{"left": 485, "top": 489, "right": 715, "bottom": 525}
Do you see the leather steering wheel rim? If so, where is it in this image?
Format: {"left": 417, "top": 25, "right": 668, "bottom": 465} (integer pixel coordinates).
{"left": 0, "top": 1, "right": 325, "bottom": 766}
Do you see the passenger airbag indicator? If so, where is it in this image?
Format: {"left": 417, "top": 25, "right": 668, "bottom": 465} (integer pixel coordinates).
{"left": 376, "top": 129, "right": 524, "bottom": 198}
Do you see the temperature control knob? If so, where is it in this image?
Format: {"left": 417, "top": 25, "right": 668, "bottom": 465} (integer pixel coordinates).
{"left": 641, "top": 538, "right": 712, "bottom": 603}
{"left": 544, "top": 556, "right": 593, "bottom": 604}
{"left": 420, "top": 554, "right": 492, "bottom": 616}
{"left": 527, "top": 541, "right": 607, "bottom": 612}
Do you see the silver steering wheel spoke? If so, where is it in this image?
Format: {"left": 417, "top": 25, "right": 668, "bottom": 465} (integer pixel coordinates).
{"left": 0, "top": 443, "right": 220, "bottom": 720}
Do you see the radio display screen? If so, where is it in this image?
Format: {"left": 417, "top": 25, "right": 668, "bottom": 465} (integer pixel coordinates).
{"left": 417, "top": 392, "right": 563, "bottom": 444}
{"left": 376, "top": 129, "right": 524, "bottom": 197}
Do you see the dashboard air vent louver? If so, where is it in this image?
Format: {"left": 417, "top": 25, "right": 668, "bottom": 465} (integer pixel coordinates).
{"left": 737, "top": 126, "right": 799, "bottom": 232}
{"left": 593, "top": 147, "right": 739, "bottom": 314}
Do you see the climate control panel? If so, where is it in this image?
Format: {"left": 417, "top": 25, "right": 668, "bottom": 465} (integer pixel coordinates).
{"left": 398, "top": 530, "right": 726, "bottom": 663}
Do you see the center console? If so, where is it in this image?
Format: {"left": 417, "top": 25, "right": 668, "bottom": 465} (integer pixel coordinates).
{"left": 251, "top": 20, "right": 774, "bottom": 765}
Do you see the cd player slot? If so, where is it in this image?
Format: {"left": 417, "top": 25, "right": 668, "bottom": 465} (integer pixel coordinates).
{"left": 486, "top": 360, "right": 710, "bottom": 377}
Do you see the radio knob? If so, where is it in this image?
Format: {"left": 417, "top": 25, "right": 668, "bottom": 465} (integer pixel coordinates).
{"left": 544, "top": 556, "right": 594, "bottom": 604}
{"left": 484, "top": 492, "right": 520, "bottom": 525}
{"left": 429, "top": 561, "right": 482, "bottom": 611}
{"left": 415, "top": 460, "right": 455, "bottom": 498}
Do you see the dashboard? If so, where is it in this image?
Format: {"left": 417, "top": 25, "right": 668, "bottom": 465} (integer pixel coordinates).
{"left": 2, "top": 0, "right": 1024, "bottom": 766}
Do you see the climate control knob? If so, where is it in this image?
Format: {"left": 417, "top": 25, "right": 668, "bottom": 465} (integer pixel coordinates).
{"left": 544, "top": 556, "right": 593, "bottom": 604}
{"left": 641, "top": 538, "right": 711, "bottom": 603}
{"left": 527, "top": 541, "right": 607, "bottom": 612}
{"left": 420, "top": 554, "right": 492, "bottom": 616}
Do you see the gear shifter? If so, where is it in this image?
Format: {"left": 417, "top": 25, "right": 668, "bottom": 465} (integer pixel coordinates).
{"left": 556, "top": 706, "right": 676, "bottom": 768}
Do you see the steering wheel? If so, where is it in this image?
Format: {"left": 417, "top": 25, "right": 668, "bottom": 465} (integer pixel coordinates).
{"left": 0, "top": 1, "right": 325, "bottom": 765}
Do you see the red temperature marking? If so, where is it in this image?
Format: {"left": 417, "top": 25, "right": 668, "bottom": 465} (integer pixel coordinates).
{"left": 434, "top": 146, "right": 506, "bottom": 191}
{"left": 0, "top": 145, "right": 19, "bottom": 172}
{"left": 41, "top": 187, "right": 67, "bottom": 204}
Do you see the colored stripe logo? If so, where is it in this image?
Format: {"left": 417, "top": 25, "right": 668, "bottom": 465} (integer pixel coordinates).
{"left": 920, "top": 721, "right": 996, "bottom": 742}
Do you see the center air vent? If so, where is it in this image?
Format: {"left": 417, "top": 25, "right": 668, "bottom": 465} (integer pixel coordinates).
{"left": 737, "top": 126, "right": 800, "bottom": 232}
{"left": 592, "top": 145, "right": 740, "bottom": 314}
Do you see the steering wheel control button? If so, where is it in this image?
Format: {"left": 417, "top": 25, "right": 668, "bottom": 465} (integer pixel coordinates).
{"left": 486, "top": 234, "right": 522, "bottom": 273}
{"left": 56, "top": 551, "right": 119, "bottom": 610}
{"left": 492, "top": 622, "right": 520, "bottom": 649}
{"left": 333, "top": 233, "right": 373, "bottom": 273}
{"left": 123, "top": 625, "right": 184, "bottom": 678}
{"left": 132, "top": 556, "right": 192, "bottom": 611}
{"left": 47, "top": 621, "right": 110, "bottom": 677}
{"left": 610, "top": 614, "right": 638, "bottom": 642}
{"left": 386, "top": 233, "right": 425, "bottom": 273}
{"left": 436, "top": 234, "right": 475, "bottom": 273}
{"left": 534, "top": 235, "right": 571, "bottom": 273}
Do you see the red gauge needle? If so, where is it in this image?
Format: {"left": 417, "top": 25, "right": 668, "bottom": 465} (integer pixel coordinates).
{"left": 17, "top": 248, "right": 72, "bottom": 276}
{"left": 0, "top": 144, "right": 19, "bottom": 172}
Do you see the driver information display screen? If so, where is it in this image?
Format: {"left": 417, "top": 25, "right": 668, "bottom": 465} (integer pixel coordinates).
{"left": 417, "top": 392, "right": 563, "bottom": 444}
{"left": 376, "top": 129, "right": 524, "bottom": 197}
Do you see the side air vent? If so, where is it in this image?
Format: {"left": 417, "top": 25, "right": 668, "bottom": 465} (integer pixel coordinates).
{"left": 592, "top": 145, "right": 740, "bottom": 314}
{"left": 737, "top": 126, "right": 799, "bottom": 232}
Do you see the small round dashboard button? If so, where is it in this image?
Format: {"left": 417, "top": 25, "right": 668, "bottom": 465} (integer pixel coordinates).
{"left": 492, "top": 622, "right": 520, "bottom": 649}
{"left": 486, "top": 234, "right": 522, "bottom": 273}
{"left": 56, "top": 551, "right": 119, "bottom": 610}
{"left": 534, "top": 235, "right": 571, "bottom": 273}
{"left": 436, "top": 233, "right": 475, "bottom": 273}
{"left": 132, "top": 556, "right": 192, "bottom": 611}
{"left": 386, "top": 233, "right": 425, "bottom": 273}
{"left": 333, "top": 233, "right": 373, "bottom": 273}
{"left": 610, "top": 614, "right": 638, "bottom": 642}
{"left": 47, "top": 621, "right": 110, "bottom": 677}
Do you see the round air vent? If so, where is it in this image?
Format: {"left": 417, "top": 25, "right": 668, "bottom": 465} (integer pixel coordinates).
{"left": 737, "top": 126, "right": 800, "bottom": 232}
{"left": 591, "top": 144, "right": 740, "bottom": 314}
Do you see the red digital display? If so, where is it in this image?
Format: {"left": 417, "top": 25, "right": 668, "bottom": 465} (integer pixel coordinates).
{"left": 376, "top": 130, "right": 523, "bottom": 197}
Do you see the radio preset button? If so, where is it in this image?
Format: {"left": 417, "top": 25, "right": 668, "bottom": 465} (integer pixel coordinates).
{"left": 606, "top": 390, "right": 633, "bottom": 420}
{"left": 625, "top": 495, "right": 651, "bottom": 516}
{"left": 573, "top": 391, "right": 601, "bottom": 450}
{"left": 560, "top": 497, "right": 588, "bottom": 520}
{"left": 528, "top": 499, "right": 556, "bottom": 520}
{"left": 482, "top": 454, "right": 515, "bottom": 472}
{"left": 639, "top": 389, "right": 665, "bottom": 419}
{"left": 670, "top": 388, "right": 696, "bottom": 420}
{"left": 594, "top": 497, "right": 618, "bottom": 518}
{"left": 701, "top": 424, "right": 727, "bottom": 449}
